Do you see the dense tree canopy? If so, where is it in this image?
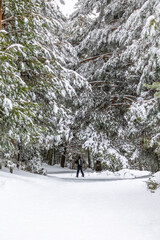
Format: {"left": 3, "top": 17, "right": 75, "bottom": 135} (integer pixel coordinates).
{"left": 69, "top": 0, "right": 160, "bottom": 171}
{"left": 0, "top": 0, "right": 160, "bottom": 173}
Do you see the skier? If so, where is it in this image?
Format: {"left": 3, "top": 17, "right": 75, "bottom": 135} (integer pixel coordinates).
{"left": 75, "top": 155, "right": 85, "bottom": 178}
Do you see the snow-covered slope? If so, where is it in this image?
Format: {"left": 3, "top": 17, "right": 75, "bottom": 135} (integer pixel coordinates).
{"left": 0, "top": 168, "right": 159, "bottom": 240}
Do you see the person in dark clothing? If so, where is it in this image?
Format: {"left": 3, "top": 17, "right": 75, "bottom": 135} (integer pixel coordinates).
{"left": 75, "top": 155, "right": 84, "bottom": 178}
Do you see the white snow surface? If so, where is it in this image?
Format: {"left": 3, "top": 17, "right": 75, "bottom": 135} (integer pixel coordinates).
{"left": 150, "top": 171, "right": 160, "bottom": 183}
{"left": 0, "top": 166, "right": 160, "bottom": 240}
{"left": 46, "top": 164, "right": 151, "bottom": 180}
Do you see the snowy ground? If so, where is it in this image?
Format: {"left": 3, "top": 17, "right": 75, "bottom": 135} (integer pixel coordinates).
{"left": 0, "top": 166, "right": 160, "bottom": 240}
{"left": 46, "top": 164, "right": 151, "bottom": 181}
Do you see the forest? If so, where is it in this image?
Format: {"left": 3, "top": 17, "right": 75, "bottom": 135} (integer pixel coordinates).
{"left": 0, "top": 0, "right": 160, "bottom": 174}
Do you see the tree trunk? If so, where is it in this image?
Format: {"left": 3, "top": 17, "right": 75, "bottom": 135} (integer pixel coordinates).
{"left": 47, "top": 148, "right": 54, "bottom": 165}
{"left": 53, "top": 148, "right": 56, "bottom": 165}
{"left": 87, "top": 147, "right": 91, "bottom": 168}
{"left": 17, "top": 139, "right": 22, "bottom": 168}
{"left": 42, "top": 149, "right": 47, "bottom": 162}
{"left": 0, "top": 0, "right": 2, "bottom": 30}
{"left": 61, "top": 146, "right": 66, "bottom": 168}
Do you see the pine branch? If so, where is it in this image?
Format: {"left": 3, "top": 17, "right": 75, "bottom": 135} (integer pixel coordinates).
{"left": 123, "top": 95, "right": 137, "bottom": 102}
{"left": 89, "top": 81, "right": 105, "bottom": 85}
{"left": 80, "top": 52, "right": 113, "bottom": 64}
{"left": 6, "top": 29, "right": 23, "bottom": 35}
{"left": 111, "top": 27, "right": 118, "bottom": 31}
{"left": 107, "top": 102, "right": 131, "bottom": 109}
{"left": 2, "top": 15, "right": 15, "bottom": 24}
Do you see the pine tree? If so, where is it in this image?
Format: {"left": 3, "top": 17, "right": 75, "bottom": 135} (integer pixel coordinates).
{"left": 1, "top": 0, "right": 160, "bottom": 173}
{"left": 0, "top": 0, "right": 42, "bottom": 158}
{"left": 69, "top": 0, "right": 160, "bottom": 171}
{"left": 0, "top": 0, "right": 90, "bottom": 172}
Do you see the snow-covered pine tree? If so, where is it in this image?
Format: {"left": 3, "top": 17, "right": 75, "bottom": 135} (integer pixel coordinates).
{"left": 69, "top": 0, "right": 160, "bottom": 172}
{"left": 34, "top": 0, "right": 90, "bottom": 168}
{"left": 0, "top": 0, "right": 89, "bottom": 172}
{"left": 0, "top": 0, "right": 43, "bottom": 163}
{"left": 1, "top": 0, "right": 160, "bottom": 173}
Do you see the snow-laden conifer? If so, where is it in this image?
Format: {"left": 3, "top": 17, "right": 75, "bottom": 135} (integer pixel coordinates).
{"left": 69, "top": 0, "right": 160, "bottom": 171}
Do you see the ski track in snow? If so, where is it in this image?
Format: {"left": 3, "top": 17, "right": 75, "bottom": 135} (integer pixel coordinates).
{"left": 0, "top": 168, "right": 160, "bottom": 240}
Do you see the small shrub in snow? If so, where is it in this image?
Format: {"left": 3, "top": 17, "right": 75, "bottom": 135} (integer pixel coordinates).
{"left": 25, "top": 157, "right": 46, "bottom": 175}
{"left": 146, "top": 180, "right": 160, "bottom": 193}
{"left": 147, "top": 172, "right": 160, "bottom": 192}
{"left": 102, "top": 154, "right": 123, "bottom": 172}
{"left": 3, "top": 160, "right": 16, "bottom": 173}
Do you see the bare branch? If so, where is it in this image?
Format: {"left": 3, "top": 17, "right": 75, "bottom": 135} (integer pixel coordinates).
{"left": 80, "top": 52, "right": 113, "bottom": 64}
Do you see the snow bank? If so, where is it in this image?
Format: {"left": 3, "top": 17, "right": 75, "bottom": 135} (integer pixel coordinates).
{"left": 146, "top": 171, "right": 160, "bottom": 193}
{"left": 153, "top": 171, "right": 160, "bottom": 182}
{"left": 0, "top": 168, "right": 160, "bottom": 240}
{"left": 150, "top": 171, "right": 160, "bottom": 184}
{"left": 48, "top": 167, "right": 151, "bottom": 180}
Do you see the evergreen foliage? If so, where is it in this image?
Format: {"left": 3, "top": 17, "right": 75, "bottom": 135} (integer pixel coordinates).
{"left": 0, "top": 0, "right": 160, "bottom": 173}
{"left": 69, "top": 0, "right": 160, "bottom": 172}
{"left": 0, "top": 0, "right": 89, "bottom": 172}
